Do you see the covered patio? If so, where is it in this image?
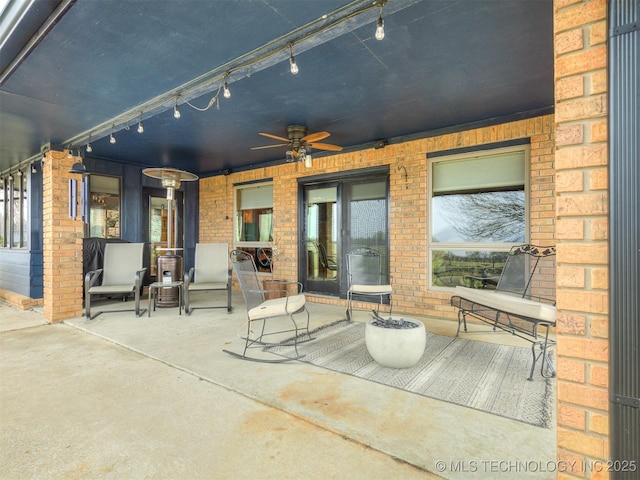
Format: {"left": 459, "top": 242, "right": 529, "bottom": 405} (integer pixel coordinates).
{"left": 1, "top": 293, "right": 555, "bottom": 479}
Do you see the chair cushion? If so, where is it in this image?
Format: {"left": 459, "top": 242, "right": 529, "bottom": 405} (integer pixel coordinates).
{"left": 88, "top": 284, "right": 135, "bottom": 294}
{"left": 454, "top": 286, "right": 556, "bottom": 324}
{"left": 188, "top": 282, "right": 227, "bottom": 291}
{"left": 349, "top": 284, "right": 392, "bottom": 294}
{"left": 248, "top": 294, "right": 306, "bottom": 321}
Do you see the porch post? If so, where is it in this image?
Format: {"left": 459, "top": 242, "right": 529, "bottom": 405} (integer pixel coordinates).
{"left": 42, "top": 149, "right": 84, "bottom": 322}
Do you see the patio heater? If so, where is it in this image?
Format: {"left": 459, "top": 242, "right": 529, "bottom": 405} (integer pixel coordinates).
{"left": 142, "top": 167, "right": 198, "bottom": 307}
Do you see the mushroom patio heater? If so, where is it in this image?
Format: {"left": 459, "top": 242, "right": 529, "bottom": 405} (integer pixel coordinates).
{"left": 142, "top": 168, "right": 198, "bottom": 307}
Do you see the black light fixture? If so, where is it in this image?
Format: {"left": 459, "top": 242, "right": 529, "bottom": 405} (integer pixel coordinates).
{"left": 69, "top": 161, "right": 87, "bottom": 174}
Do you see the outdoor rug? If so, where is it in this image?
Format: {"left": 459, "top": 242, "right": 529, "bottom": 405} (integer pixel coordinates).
{"left": 265, "top": 320, "right": 554, "bottom": 428}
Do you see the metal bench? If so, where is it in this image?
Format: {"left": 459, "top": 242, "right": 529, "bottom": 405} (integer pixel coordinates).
{"left": 450, "top": 244, "right": 556, "bottom": 380}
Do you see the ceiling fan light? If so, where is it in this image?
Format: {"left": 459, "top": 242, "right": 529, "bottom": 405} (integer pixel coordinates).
{"left": 285, "top": 150, "right": 295, "bottom": 162}
{"left": 304, "top": 154, "right": 313, "bottom": 168}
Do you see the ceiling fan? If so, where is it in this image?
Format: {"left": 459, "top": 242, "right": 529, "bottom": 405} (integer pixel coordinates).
{"left": 251, "top": 125, "right": 343, "bottom": 164}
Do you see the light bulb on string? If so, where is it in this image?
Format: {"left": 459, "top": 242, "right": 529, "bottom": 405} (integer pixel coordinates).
{"left": 289, "top": 45, "right": 299, "bottom": 75}
{"left": 174, "top": 98, "right": 181, "bottom": 119}
{"left": 223, "top": 81, "right": 231, "bottom": 99}
{"left": 375, "top": 15, "right": 385, "bottom": 40}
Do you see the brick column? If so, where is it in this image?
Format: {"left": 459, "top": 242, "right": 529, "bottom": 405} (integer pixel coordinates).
{"left": 42, "top": 150, "right": 84, "bottom": 322}
{"left": 554, "top": 0, "right": 609, "bottom": 478}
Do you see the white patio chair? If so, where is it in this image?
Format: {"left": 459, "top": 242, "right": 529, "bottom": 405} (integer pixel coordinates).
{"left": 84, "top": 242, "right": 146, "bottom": 320}
{"left": 184, "top": 243, "right": 232, "bottom": 315}
{"left": 345, "top": 247, "right": 392, "bottom": 321}
{"left": 224, "top": 249, "right": 313, "bottom": 362}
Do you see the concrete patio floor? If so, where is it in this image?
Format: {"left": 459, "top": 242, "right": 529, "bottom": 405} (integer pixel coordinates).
{"left": 1, "top": 292, "right": 556, "bottom": 479}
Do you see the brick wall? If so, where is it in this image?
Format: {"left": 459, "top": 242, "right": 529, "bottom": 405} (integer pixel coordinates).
{"left": 554, "top": 0, "right": 609, "bottom": 478}
{"left": 199, "top": 114, "right": 555, "bottom": 319}
{"left": 42, "top": 150, "right": 84, "bottom": 322}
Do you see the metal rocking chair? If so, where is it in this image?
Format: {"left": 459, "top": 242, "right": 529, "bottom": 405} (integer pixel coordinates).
{"left": 224, "top": 250, "right": 313, "bottom": 362}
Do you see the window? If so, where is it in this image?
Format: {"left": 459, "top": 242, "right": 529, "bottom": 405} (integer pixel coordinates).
{"left": 0, "top": 170, "right": 28, "bottom": 249}
{"left": 429, "top": 146, "right": 528, "bottom": 289}
{"left": 234, "top": 182, "right": 273, "bottom": 273}
{"left": 88, "top": 175, "right": 121, "bottom": 238}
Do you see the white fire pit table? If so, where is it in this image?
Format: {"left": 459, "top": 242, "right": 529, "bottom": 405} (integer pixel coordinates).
{"left": 365, "top": 316, "right": 427, "bottom": 368}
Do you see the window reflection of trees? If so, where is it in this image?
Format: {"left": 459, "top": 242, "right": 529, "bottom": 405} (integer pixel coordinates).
{"left": 434, "top": 190, "right": 525, "bottom": 243}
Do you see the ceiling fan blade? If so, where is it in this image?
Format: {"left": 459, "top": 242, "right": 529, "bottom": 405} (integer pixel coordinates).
{"left": 251, "top": 143, "right": 289, "bottom": 150}
{"left": 301, "top": 131, "right": 330, "bottom": 143}
{"left": 259, "top": 132, "right": 290, "bottom": 142}
{"left": 307, "top": 142, "right": 343, "bottom": 152}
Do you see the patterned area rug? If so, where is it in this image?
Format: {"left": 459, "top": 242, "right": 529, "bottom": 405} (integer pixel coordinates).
{"left": 266, "top": 320, "right": 554, "bottom": 428}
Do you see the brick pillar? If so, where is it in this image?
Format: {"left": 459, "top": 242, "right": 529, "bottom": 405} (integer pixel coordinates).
{"left": 42, "top": 150, "right": 84, "bottom": 322}
{"left": 554, "top": 0, "right": 609, "bottom": 478}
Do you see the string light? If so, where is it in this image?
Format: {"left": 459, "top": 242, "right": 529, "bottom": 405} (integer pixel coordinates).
{"left": 289, "top": 45, "right": 299, "bottom": 75}
{"left": 173, "top": 98, "right": 181, "bottom": 119}
{"left": 223, "top": 73, "right": 231, "bottom": 99}
{"left": 137, "top": 117, "right": 144, "bottom": 134}
{"left": 110, "top": 126, "right": 116, "bottom": 144}
{"left": 375, "top": 1, "right": 385, "bottom": 41}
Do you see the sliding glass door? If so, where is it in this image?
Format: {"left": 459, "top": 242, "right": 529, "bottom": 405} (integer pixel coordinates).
{"left": 300, "top": 169, "right": 389, "bottom": 297}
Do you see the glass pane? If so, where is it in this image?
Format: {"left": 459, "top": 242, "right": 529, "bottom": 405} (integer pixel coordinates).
{"left": 0, "top": 180, "right": 6, "bottom": 247}
{"left": 306, "top": 187, "right": 338, "bottom": 281}
{"left": 348, "top": 180, "right": 388, "bottom": 280}
{"left": 431, "top": 250, "right": 509, "bottom": 289}
{"left": 89, "top": 175, "right": 120, "bottom": 238}
{"left": 235, "top": 184, "right": 273, "bottom": 243}
{"left": 21, "top": 174, "right": 27, "bottom": 247}
{"left": 11, "top": 177, "right": 20, "bottom": 247}
{"left": 432, "top": 190, "right": 525, "bottom": 243}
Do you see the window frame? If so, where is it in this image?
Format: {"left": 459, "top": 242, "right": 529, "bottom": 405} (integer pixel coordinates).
{"left": 87, "top": 174, "right": 122, "bottom": 239}
{"left": 233, "top": 181, "right": 274, "bottom": 274}
{"left": 427, "top": 144, "right": 530, "bottom": 291}
{"left": 0, "top": 169, "right": 29, "bottom": 249}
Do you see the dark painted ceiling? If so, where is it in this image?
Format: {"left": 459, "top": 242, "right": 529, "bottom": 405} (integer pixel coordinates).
{"left": 0, "top": 0, "right": 553, "bottom": 178}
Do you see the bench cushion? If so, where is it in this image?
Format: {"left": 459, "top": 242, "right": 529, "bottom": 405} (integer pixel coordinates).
{"left": 454, "top": 286, "right": 556, "bottom": 324}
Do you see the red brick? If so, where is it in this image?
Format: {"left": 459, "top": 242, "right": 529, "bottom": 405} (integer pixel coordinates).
{"left": 556, "top": 76, "right": 585, "bottom": 101}
{"left": 556, "top": 28, "right": 584, "bottom": 54}
{"left": 556, "top": 218, "right": 585, "bottom": 239}
{"left": 558, "top": 403, "right": 587, "bottom": 429}
{"left": 558, "top": 381, "right": 609, "bottom": 410}
{"left": 556, "top": 170, "right": 584, "bottom": 192}
{"left": 557, "top": 311, "right": 587, "bottom": 335}
{"left": 555, "top": 144, "right": 607, "bottom": 169}
{"left": 557, "top": 193, "right": 608, "bottom": 216}
{"left": 555, "top": 0, "right": 607, "bottom": 34}
{"left": 557, "top": 336, "right": 609, "bottom": 362}
{"left": 556, "top": 93, "right": 607, "bottom": 122}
